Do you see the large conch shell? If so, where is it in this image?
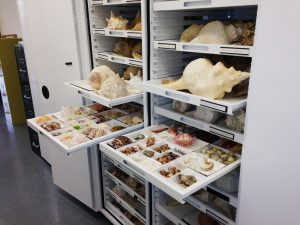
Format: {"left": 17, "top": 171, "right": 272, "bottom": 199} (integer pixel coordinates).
{"left": 106, "top": 11, "right": 128, "bottom": 30}
{"left": 125, "top": 73, "right": 143, "bottom": 93}
{"left": 132, "top": 42, "right": 142, "bottom": 59}
{"left": 130, "top": 11, "right": 142, "bottom": 31}
{"left": 164, "top": 58, "right": 250, "bottom": 99}
{"left": 180, "top": 24, "right": 204, "bottom": 42}
{"left": 113, "top": 39, "right": 134, "bottom": 58}
{"left": 88, "top": 65, "right": 115, "bottom": 90}
{"left": 190, "top": 21, "right": 243, "bottom": 44}
{"left": 98, "top": 74, "right": 128, "bottom": 99}
{"left": 123, "top": 66, "right": 142, "bottom": 80}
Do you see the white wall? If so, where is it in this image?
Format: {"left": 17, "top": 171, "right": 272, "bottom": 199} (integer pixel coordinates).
{"left": 0, "top": 0, "right": 22, "bottom": 37}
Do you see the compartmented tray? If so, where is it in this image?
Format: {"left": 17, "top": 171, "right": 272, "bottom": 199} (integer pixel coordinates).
{"left": 27, "top": 104, "right": 144, "bottom": 155}
{"left": 154, "top": 40, "right": 253, "bottom": 57}
{"left": 65, "top": 80, "right": 143, "bottom": 108}
{"left": 100, "top": 125, "right": 241, "bottom": 203}
{"left": 154, "top": 104, "right": 244, "bottom": 144}
{"left": 93, "top": 28, "right": 142, "bottom": 39}
{"left": 142, "top": 79, "right": 247, "bottom": 114}
{"left": 153, "top": 0, "right": 259, "bottom": 11}
{"left": 95, "top": 52, "right": 143, "bottom": 67}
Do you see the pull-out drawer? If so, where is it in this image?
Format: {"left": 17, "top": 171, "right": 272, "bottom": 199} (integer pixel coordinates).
{"left": 27, "top": 103, "right": 144, "bottom": 155}
{"left": 100, "top": 125, "right": 241, "bottom": 203}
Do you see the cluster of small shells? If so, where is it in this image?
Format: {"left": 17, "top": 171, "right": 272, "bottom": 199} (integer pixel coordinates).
{"left": 232, "top": 21, "right": 255, "bottom": 46}
{"left": 201, "top": 146, "right": 236, "bottom": 165}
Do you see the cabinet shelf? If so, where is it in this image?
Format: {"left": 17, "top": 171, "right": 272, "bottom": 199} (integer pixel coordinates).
{"left": 143, "top": 80, "right": 247, "bottom": 114}
{"left": 65, "top": 80, "right": 143, "bottom": 108}
{"left": 154, "top": 40, "right": 253, "bottom": 57}
{"left": 95, "top": 52, "right": 143, "bottom": 67}
{"left": 93, "top": 28, "right": 142, "bottom": 39}
{"left": 153, "top": 0, "right": 258, "bottom": 11}
{"left": 92, "top": 0, "right": 141, "bottom": 6}
{"left": 154, "top": 104, "right": 244, "bottom": 144}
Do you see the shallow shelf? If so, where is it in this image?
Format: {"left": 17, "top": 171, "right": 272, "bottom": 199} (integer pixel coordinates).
{"left": 153, "top": 0, "right": 258, "bottom": 11}
{"left": 93, "top": 28, "right": 142, "bottom": 39}
{"left": 95, "top": 52, "right": 143, "bottom": 67}
{"left": 105, "top": 201, "right": 137, "bottom": 225}
{"left": 205, "top": 184, "right": 239, "bottom": 208}
{"left": 154, "top": 104, "right": 244, "bottom": 144}
{"left": 154, "top": 40, "right": 253, "bottom": 57}
{"left": 143, "top": 79, "right": 247, "bottom": 114}
{"left": 65, "top": 80, "right": 143, "bottom": 108}
{"left": 103, "top": 0, "right": 141, "bottom": 5}
{"left": 100, "top": 125, "right": 241, "bottom": 203}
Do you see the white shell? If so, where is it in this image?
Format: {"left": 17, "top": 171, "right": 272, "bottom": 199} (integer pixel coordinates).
{"left": 190, "top": 20, "right": 242, "bottom": 44}
{"left": 89, "top": 65, "right": 115, "bottom": 90}
{"left": 98, "top": 74, "right": 128, "bottom": 99}
{"left": 106, "top": 11, "right": 128, "bottom": 30}
{"left": 125, "top": 73, "right": 143, "bottom": 94}
{"left": 225, "top": 109, "right": 246, "bottom": 132}
{"left": 193, "top": 106, "right": 221, "bottom": 123}
{"left": 164, "top": 58, "right": 250, "bottom": 100}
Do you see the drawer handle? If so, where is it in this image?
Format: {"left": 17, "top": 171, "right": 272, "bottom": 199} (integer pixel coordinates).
{"left": 111, "top": 57, "right": 126, "bottom": 63}
{"left": 182, "top": 44, "right": 209, "bottom": 52}
{"left": 24, "top": 95, "right": 31, "bottom": 100}
{"left": 183, "top": 0, "right": 212, "bottom": 7}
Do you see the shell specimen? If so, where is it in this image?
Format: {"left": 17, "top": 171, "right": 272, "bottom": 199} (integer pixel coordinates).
{"left": 113, "top": 39, "right": 134, "bottom": 58}
{"left": 190, "top": 20, "right": 243, "bottom": 44}
{"left": 98, "top": 74, "right": 128, "bottom": 99}
{"left": 132, "top": 42, "right": 142, "bottom": 59}
{"left": 232, "top": 21, "right": 256, "bottom": 46}
{"left": 106, "top": 11, "right": 128, "bottom": 30}
{"left": 130, "top": 11, "right": 142, "bottom": 31}
{"left": 164, "top": 58, "right": 250, "bottom": 99}
{"left": 180, "top": 24, "right": 204, "bottom": 42}
{"left": 174, "top": 133, "right": 194, "bottom": 147}
{"left": 178, "top": 174, "right": 197, "bottom": 187}
{"left": 123, "top": 66, "right": 142, "bottom": 80}
{"left": 172, "top": 100, "right": 193, "bottom": 113}
{"left": 112, "top": 136, "right": 132, "bottom": 149}
{"left": 193, "top": 106, "right": 221, "bottom": 123}
{"left": 225, "top": 109, "right": 246, "bottom": 133}
{"left": 125, "top": 73, "right": 143, "bottom": 93}
{"left": 89, "top": 65, "right": 115, "bottom": 90}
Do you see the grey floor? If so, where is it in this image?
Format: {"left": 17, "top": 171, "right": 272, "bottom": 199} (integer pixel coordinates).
{"left": 0, "top": 103, "right": 112, "bottom": 225}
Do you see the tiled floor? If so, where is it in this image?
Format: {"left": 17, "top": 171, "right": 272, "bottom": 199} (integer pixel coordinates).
{"left": 0, "top": 103, "right": 112, "bottom": 225}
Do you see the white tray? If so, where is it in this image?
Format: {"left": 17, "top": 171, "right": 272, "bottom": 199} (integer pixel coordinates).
{"left": 153, "top": 0, "right": 258, "bottom": 11}
{"left": 154, "top": 40, "right": 253, "bottom": 57}
{"left": 100, "top": 125, "right": 241, "bottom": 203}
{"left": 95, "top": 52, "right": 143, "bottom": 67}
{"left": 142, "top": 79, "right": 247, "bottom": 114}
{"left": 65, "top": 81, "right": 143, "bottom": 108}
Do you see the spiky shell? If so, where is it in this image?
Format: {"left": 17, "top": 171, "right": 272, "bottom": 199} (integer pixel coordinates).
{"left": 130, "top": 11, "right": 142, "bottom": 31}
{"left": 123, "top": 66, "right": 142, "bottom": 80}
{"left": 125, "top": 73, "right": 143, "bottom": 94}
{"left": 164, "top": 58, "right": 250, "bottom": 99}
{"left": 106, "top": 11, "right": 128, "bottom": 30}
{"left": 113, "top": 39, "right": 134, "bottom": 58}
{"left": 174, "top": 133, "right": 194, "bottom": 147}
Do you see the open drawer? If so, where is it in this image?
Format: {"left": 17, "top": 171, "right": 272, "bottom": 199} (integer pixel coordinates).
{"left": 100, "top": 125, "right": 241, "bottom": 203}
{"left": 27, "top": 103, "right": 144, "bottom": 155}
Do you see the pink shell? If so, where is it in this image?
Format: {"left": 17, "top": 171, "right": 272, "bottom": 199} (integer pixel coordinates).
{"left": 174, "top": 133, "right": 194, "bottom": 147}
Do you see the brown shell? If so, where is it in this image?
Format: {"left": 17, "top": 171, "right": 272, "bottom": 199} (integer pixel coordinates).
{"left": 113, "top": 39, "right": 134, "bottom": 58}
{"left": 132, "top": 42, "right": 142, "bottom": 59}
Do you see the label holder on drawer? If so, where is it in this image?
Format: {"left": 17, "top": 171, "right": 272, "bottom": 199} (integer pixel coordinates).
{"left": 209, "top": 126, "right": 234, "bottom": 140}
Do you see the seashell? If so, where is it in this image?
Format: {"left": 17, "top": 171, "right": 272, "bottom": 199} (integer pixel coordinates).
{"left": 174, "top": 133, "right": 194, "bottom": 147}
{"left": 225, "top": 109, "right": 246, "bottom": 133}
{"left": 180, "top": 24, "right": 204, "bottom": 42}
{"left": 106, "top": 11, "right": 128, "bottom": 30}
{"left": 193, "top": 106, "right": 221, "bottom": 123}
{"left": 98, "top": 74, "right": 128, "bottom": 99}
{"left": 172, "top": 100, "right": 193, "bottom": 113}
{"left": 132, "top": 42, "right": 142, "bottom": 59}
{"left": 164, "top": 58, "right": 250, "bottom": 99}
{"left": 123, "top": 66, "right": 142, "bottom": 80}
{"left": 130, "top": 11, "right": 142, "bottom": 31}
{"left": 88, "top": 65, "right": 115, "bottom": 90}
{"left": 190, "top": 20, "right": 242, "bottom": 44}
{"left": 125, "top": 73, "right": 143, "bottom": 93}
{"left": 200, "top": 159, "right": 214, "bottom": 171}
{"left": 113, "top": 39, "right": 134, "bottom": 58}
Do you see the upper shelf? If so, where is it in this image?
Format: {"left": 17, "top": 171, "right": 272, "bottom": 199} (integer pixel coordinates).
{"left": 100, "top": 125, "right": 241, "bottom": 203}
{"left": 95, "top": 52, "right": 143, "bottom": 67}
{"left": 93, "top": 28, "right": 142, "bottom": 39}
{"left": 91, "top": 0, "right": 141, "bottom": 6}
{"left": 27, "top": 104, "right": 144, "bottom": 155}
{"left": 154, "top": 40, "right": 253, "bottom": 57}
{"left": 142, "top": 80, "right": 247, "bottom": 114}
{"left": 65, "top": 80, "right": 143, "bottom": 108}
{"left": 153, "top": 0, "right": 259, "bottom": 11}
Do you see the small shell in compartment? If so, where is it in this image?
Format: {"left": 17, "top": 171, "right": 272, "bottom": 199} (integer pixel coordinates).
{"left": 199, "top": 145, "right": 238, "bottom": 165}
{"left": 110, "top": 136, "right": 133, "bottom": 149}
{"left": 120, "top": 144, "right": 144, "bottom": 156}
{"left": 152, "top": 143, "right": 173, "bottom": 153}
{"left": 35, "top": 115, "right": 53, "bottom": 124}
{"left": 117, "top": 113, "right": 144, "bottom": 126}
{"left": 138, "top": 135, "right": 160, "bottom": 148}
{"left": 130, "top": 133, "right": 146, "bottom": 141}
{"left": 100, "top": 109, "right": 128, "bottom": 119}
{"left": 87, "top": 103, "right": 108, "bottom": 112}
{"left": 149, "top": 125, "right": 169, "bottom": 134}
{"left": 81, "top": 127, "right": 106, "bottom": 139}
{"left": 156, "top": 151, "right": 180, "bottom": 164}
{"left": 40, "top": 120, "right": 62, "bottom": 132}
{"left": 172, "top": 168, "right": 205, "bottom": 189}
{"left": 116, "top": 104, "right": 142, "bottom": 114}
{"left": 51, "top": 127, "right": 74, "bottom": 137}
{"left": 75, "top": 118, "right": 89, "bottom": 124}
{"left": 58, "top": 132, "right": 89, "bottom": 147}
{"left": 159, "top": 166, "right": 182, "bottom": 178}
{"left": 142, "top": 150, "right": 157, "bottom": 158}
{"left": 92, "top": 114, "right": 111, "bottom": 124}
{"left": 72, "top": 121, "right": 94, "bottom": 131}
{"left": 103, "top": 120, "right": 128, "bottom": 133}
